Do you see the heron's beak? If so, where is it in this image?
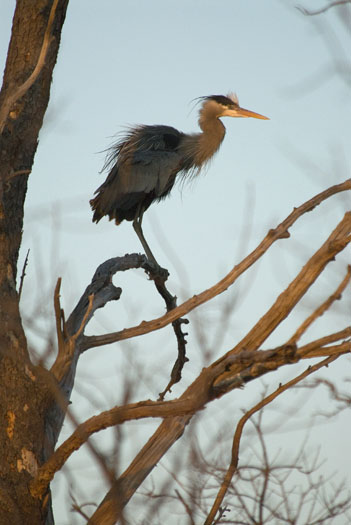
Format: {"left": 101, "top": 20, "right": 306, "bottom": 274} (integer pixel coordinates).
{"left": 236, "top": 106, "right": 269, "bottom": 120}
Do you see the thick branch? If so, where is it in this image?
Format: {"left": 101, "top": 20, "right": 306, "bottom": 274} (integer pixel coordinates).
{"left": 29, "top": 347, "right": 297, "bottom": 499}
{"left": 30, "top": 398, "right": 198, "bottom": 498}
{"left": 50, "top": 254, "right": 154, "bottom": 382}
{"left": 86, "top": 211, "right": 350, "bottom": 524}
{"left": 31, "top": 323, "right": 350, "bottom": 503}
{"left": 212, "top": 212, "right": 351, "bottom": 389}
{"left": 86, "top": 346, "right": 348, "bottom": 524}
{"left": 82, "top": 179, "right": 351, "bottom": 351}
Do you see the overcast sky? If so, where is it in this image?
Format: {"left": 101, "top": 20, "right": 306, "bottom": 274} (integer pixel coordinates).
{"left": 1, "top": 1, "right": 350, "bottom": 523}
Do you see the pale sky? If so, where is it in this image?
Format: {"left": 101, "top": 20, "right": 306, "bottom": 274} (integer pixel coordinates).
{"left": 1, "top": 1, "right": 350, "bottom": 523}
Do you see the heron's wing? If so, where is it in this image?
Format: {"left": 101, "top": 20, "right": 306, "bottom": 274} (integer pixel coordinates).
{"left": 124, "top": 149, "right": 181, "bottom": 195}
{"left": 120, "top": 124, "right": 184, "bottom": 195}
{"left": 91, "top": 146, "right": 182, "bottom": 223}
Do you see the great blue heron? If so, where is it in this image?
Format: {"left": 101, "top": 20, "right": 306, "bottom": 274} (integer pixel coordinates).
{"left": 90, "top": 94, "right": 268, "bottom": 263}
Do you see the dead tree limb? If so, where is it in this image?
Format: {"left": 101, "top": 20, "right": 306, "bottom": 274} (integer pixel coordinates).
{"left": 81, "top": 179, "right": 351, "bottom": 351}
{"left": 29, "top": 183, "right": 350, "bottom": 522}
{"left": 204, "top": 354, "right": 340, "bottom": 525}
{"left": 85, "top": 209, "right": 350, "bottom": 524}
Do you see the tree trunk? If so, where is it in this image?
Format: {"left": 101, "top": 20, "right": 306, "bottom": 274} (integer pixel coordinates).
{"left": 0, "top": 1, "right": 69, "bottom": 522}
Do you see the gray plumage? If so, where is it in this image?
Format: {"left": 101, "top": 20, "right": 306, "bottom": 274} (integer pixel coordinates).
{"left": 91, "top": 125, "right": 185, "bottom": 224}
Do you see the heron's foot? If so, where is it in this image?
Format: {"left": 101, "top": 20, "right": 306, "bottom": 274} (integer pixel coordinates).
{"left": 142, "top": 256, "right": 169, "bottom": 282}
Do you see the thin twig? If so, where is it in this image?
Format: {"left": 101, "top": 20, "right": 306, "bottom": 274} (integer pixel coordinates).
{"left": 18, "top": 249, "right": 30, "bottom": 300}
{"left": 175, "top": 489, "right": 196, "bottom": 525}
{"left": 204, "top": 355, "right": 340, "bottom": 525}
{"left": 288, "top": 265, "right": 351, "bottom": 345}
{"left": 302, "top": 341, "right": 351, "bottom": 358}
{"left": 53, "top": 278, "right": 64, "bottom": 354}
{"left": 71, "top": 294, "right": 94, "bottom": 342}
{"left": 5, "top": 169, "right": 31, "bottom": 185}
{"left": 71, "top": 503, "right": 90, "bottom": 521}
{"left": 137, "top": 262, "right": 190, "bottom": 398}
{"left": 297, "top": 1, "right": 350, "bottom": 16}
{"left": 0, "top": 0, "right": 59, "bottom": 133}
{"left": 297, "top": 327, "right": 351, "bottom": 357}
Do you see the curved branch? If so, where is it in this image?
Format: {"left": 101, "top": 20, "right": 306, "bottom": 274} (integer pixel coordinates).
{"left": 85, "top": 343, "right": 348, "bottom": 524}
{"left": 36, "top": 182, "right": 350, "bottom": 522}
{"left": 288, "top": 265, "right": 351, "bottom": 345}
{"left": 31, "top": 331, "right": 350, "bottom": 503}
{"left": 297, "top": 1, "right": 350, "bottom": 16}
{"left": 152, "top": 277, "right": 189, "bottom": 399}
{"left": 31, "top": 347, "right": 289, "bottom": 499}
{"left": 66, "top": 254, "right": 148, "bottom": 337}
{"left": 205, "top": 355, "right": 340, "bottom": 525}
{"left": 30, "top": 397, "right": 199, "bottom": 499}
{"left": 50, "top": 254, "right": 153, "bottom": 382}
{"left": 0, "top": 0, "right": 59, "bottom": 133}
{"left": 82, "top": 179, "right": 351, "bottom": 351}
{"left": 84, "top": 207, "right": 351, "bottom": 524}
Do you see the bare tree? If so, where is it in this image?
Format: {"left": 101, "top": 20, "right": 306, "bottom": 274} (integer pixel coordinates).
{"left": 0, "top": 2, "right": 350, "bottom": 525}
{"left": 27, "top": 182, "right": 351, "bottom": 525}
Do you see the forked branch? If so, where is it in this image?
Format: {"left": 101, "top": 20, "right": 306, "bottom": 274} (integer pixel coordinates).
{"left": 36, "top": 182, "right": 350, "bottom": 524}
{"left": 86, "top": 209, "right": 350, "bottom": 524}
{"left": 82, "top": 179, "right": 351, "bottom": 351}
{"left": 212, "top": 212, "right": 351, "bottom": 390}
{"left": 288, "top": 265, "right": 351, "bottom": 345}
{"left": 205, "top": 355, "right": 340, "bottom": 525}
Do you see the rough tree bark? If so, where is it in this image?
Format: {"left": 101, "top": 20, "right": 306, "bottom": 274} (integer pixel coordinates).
{"left": 0, "top": 2, "right": 69, "bottom": 523}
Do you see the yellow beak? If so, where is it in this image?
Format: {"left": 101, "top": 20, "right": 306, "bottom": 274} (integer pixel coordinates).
{"left": 236, "top": 106, "right": 269, "bottom": 120}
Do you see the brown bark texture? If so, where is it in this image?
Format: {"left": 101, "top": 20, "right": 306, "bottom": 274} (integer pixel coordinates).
{"left": 0, "top": 1, "right": 68, "bottom": 524}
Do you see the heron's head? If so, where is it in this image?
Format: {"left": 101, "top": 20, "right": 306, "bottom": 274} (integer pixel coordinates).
{"left": 202, "top": 93, "right": 269, "bottom": 120}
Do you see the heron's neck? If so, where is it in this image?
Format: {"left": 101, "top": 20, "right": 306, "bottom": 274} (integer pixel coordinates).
{"left": 182, "top": 112, "right": 226, "bottom": 168}
{"left": 198, "top": 114, "right": 226, "bottom": 164}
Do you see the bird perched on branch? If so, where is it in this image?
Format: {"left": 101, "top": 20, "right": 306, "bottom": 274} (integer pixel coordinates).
{"left": 90, "top": 94, "right": 268, "bottom": 263}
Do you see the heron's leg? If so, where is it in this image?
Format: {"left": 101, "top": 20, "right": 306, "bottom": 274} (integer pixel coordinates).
{"left": 133, "top": 208, "right": 158, "bottom": 265}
